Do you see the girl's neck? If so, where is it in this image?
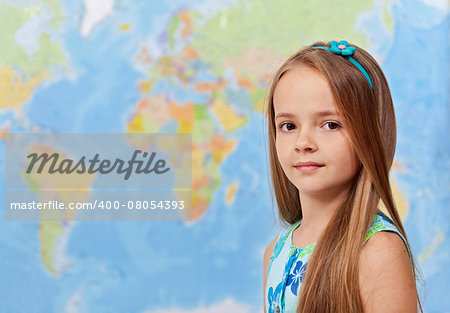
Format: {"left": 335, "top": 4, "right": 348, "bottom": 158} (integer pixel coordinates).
{"left": 296, "top": 187, "right": 351, "bottom": 238}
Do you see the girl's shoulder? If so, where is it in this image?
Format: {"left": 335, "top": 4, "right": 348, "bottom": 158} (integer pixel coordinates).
{"left": 359, "top": 213, "right": 417, "bottom": 310}
{"left": 364, "top": 211, "right": 413, "bottom": 269}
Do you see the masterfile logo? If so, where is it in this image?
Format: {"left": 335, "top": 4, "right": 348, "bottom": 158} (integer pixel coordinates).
{"left": 26, "top": 150, "right": 170, "bottom": 180}
{"left": 4, "top": 133, "right": 192, "bottom": 221}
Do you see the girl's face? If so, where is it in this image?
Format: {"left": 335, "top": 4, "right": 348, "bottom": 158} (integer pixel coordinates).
{"left": 273, "top": 65, "right": 361, "bottom": 198}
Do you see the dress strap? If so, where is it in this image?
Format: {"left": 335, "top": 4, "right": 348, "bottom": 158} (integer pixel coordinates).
{"left": 267, "top": 220, "right": 302, "bottom": 279}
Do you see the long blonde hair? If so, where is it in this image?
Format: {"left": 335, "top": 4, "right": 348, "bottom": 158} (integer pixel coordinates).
{"left": 264, "top": 41, "right": 423, "bottom": 312}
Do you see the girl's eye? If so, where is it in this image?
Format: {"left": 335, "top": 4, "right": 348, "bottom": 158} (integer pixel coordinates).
{"left": 323, "top": 121, "right": 341, "bottom": 130}
{"left": 279, "top": 122, "right": 296, "bottom": 132}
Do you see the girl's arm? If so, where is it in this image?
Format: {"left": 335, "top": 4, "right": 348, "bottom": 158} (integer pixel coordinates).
{"left": 263, "top": 236, "right": 278, "bottom": 313}
{"left": 359, "top": 231, "right": 418, "bottom": 312}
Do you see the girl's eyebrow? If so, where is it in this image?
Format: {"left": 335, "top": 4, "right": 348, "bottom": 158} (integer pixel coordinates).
{"left": 275, "top": 112, "right": 296, "bottom": 120}
{"left": 275, "top": 110, "right": 340, "bottom": 120}
{"left": 314, "top": 110, "right": 340, "bottom": 117}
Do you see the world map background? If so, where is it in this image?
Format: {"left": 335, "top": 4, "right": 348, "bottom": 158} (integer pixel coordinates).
{"left": 0, "top": 0, "right": 448, "bottom": 312}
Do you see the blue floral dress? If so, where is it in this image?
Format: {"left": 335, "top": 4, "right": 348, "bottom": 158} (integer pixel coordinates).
{"left": 265, "top": 211, "right": 412, "bottom": 313}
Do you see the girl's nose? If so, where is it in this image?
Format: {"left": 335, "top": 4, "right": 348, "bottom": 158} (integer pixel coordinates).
{"left": 295, "top": 129, "right": 318, "bottom": 152}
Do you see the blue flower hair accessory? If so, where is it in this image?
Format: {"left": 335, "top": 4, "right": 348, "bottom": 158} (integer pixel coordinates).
{"left": 313, "top": 40, "right": 373, "bottom": 90}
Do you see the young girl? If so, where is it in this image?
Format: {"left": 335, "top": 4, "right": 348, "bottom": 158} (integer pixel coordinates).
{"left": 263, "top": 40, "right": 423, "bottom": 313}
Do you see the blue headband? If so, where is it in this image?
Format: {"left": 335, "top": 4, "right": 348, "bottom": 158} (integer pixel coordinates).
{"left": 313, "top": 40, "right": 373, "bottom": 90}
